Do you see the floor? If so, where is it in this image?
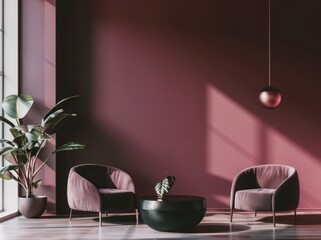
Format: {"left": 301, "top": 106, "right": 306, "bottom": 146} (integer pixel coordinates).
{"left": 1, "top": 211, "right": 321, "bottom": 239}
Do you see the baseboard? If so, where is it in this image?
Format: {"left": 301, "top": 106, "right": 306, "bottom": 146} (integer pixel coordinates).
{"left": 0, "top": 211, "right": 19, "bottom": 222}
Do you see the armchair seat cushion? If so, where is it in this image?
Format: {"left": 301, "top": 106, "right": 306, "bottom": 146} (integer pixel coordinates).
{"left": 98, "top": 188, "right": 136, "bottom": 212}
{"left": 235, "top": 188, "right": 275, "bottom": 211}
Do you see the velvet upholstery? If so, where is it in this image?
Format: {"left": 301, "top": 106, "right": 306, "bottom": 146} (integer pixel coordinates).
{"left": 230, "top": 164, "right": 300, "bottom": 226}
{"left": 67, "top": 164, "right": 137, "bottom": 223}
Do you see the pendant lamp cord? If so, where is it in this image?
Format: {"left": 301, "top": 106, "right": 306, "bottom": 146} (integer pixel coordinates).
{"left": 268, "top": 0, "right": 271, "bottom": 86}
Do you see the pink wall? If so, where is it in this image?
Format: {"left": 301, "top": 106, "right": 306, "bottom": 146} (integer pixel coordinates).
{"left": 20, "top": 0, "right": 56, "bottom": 212}
{"left": 88, "top": 0, "right": 321, "bottom": 209}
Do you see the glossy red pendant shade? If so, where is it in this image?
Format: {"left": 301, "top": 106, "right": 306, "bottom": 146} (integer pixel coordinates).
{"left": 259, "top": 86, "right": 282, "bottom": 109}
{"left": 259, "top": 0, "right": 282, "bottom": 110}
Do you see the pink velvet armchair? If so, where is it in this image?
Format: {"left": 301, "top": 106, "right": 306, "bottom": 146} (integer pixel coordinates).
{"left": 67, "top": 164, "right": 138, "bottom": 226}
{"left": 230, "top": 164, "right": 300, "bottom": 227}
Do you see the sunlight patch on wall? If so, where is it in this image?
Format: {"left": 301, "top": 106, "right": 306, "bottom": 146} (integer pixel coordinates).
{"left": 206, "top": 83, "right": 262, "bottom": 180}
{"left": 44, "top": 0, "right": 56, "bottom": 108}
{"left": 205, "top": 83, "right": 321, "bottom": 208}
{"left": 266, "top": 128, "right": 321, "bottom": 208}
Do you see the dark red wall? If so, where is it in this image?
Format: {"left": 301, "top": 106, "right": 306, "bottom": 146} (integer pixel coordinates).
{"left": 55, "top": 0, "right": 321, "bottom": 213}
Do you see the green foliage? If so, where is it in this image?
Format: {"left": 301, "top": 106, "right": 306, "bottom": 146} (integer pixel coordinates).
{"left": 155, "top": 176, "right": 176, "bottom": 199}
{"left": 1, "top": 94, "right": 34, "bottom": 119}
{"left": 0, "top": 94, "right": 86, "bottom": 197}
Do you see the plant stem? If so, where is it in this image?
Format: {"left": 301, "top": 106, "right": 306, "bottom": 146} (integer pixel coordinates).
{"left": 15, "top": 118, "right": 20, "bottom": 126}
{"left": 13, "top": 169, "right": 27, "bottom": 192}
{"left": 12, "top": 153, "right": 28, "bottom": 191}
{"left": 31, "top": 140, "right": 45, "bottom": 178}
{"left": 33, "top": 152, "right": 54, "bottom": 178}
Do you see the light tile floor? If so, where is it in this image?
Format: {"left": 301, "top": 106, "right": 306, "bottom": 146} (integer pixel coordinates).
{"left": 1, "top": 211, "right": 321, "bottom": 239}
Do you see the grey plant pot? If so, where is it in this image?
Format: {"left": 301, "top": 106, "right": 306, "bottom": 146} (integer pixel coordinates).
{"left": 18, "top": 196, "right": 47, "bottom": 218}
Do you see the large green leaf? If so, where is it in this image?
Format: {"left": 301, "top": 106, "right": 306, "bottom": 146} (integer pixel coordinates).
{"left": 25, "top": 125, "right": 43, "bottom": 142}
{"left": 42, "top": 109, "right": 64, "bottom": 124}
{"left": 13, "top": 135, "right": 28, "bottom": 148}
{"left": 54, "top": 142, "right": 86, "bottom": 153}
{"left": 43, "top": 112, "right": 76, "bottom": 135}
{"left": 0, "top": 146, "right": 14, "bottom": 156}
{"left": 155, "top": 176, "right": 176, "bottom": 199}
{"left": 1, "top": 94, "right": 34, "bottom": 119}
{"left": 0, "top": 164, "right": 22, "bottom": 180}
{"left": 10, "top": 128, "right": 23, "bottom": 139}
{"left": 43, "top": 95, "right": 80, "bottom": 121}
{"left": 3, "top": 148, "right": 28, "bottom": 165}
{"left": 0, "top": 116, "right": 15, "bottom": 128}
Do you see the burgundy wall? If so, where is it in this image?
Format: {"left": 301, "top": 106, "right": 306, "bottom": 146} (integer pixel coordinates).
{"left": 53, "top": 0, "right": 321, "bottom": 213}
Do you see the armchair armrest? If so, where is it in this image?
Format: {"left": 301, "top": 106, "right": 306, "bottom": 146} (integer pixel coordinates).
{"left": 67, "top": 169, "right": 102, "bottom": 212}
{"left": 272, "top": 171, "right": 300, "bottom": 211}
{"left": 230, "top": 168, "right": 258, "bottom": 208}
{"left": 108, "top": 167, "right": 135, "bottom": 193}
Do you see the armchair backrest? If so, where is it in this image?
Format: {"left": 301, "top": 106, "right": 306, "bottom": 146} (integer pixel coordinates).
{"left": 230, "top": 164, "right": 299, "bottom": 211}
{"left": 254, "top": 164, "right": 296, "bottom": 189}
{"left": 72, "top": 164, "right": 135, "bottom": 192}
{"left": 74, "top": 164, "right": 117, "bottom": 189}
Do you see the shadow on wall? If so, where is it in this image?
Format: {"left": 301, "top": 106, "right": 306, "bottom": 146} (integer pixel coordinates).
{"left": 56, "top": 0, "right": 321, "bottom": 213}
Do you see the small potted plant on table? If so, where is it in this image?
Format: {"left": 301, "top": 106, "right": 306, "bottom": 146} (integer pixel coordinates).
{"left": 155, "top": 176, "right": 176, "bottom": 200}
{"left": 0, "top": 94, "right": 86, "bottom": 217}
{"left": 140, "top": 176, "right": 206, "bottom": 232}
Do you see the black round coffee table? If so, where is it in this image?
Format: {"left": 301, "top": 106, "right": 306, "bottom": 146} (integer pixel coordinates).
{"left": 139, "top": 195, "right": 206, "bottom": 232}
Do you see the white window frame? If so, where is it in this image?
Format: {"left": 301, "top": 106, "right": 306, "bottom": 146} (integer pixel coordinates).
{"left": 0, "top": 0, "right": 19, "bottom": 220}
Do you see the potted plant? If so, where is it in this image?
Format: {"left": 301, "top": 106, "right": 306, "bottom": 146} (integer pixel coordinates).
{"left": 0, "top": 94, "right": 86, "bottom": 217}
{"left": 155, "top": 176, "right": 175, "bottom": 201}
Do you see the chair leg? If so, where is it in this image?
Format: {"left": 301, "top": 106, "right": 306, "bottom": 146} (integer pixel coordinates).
{"left": 273, "top": 211, "right": 276, "bottom": 227}
{"left": 69, "top": 209, "right": 72, "bottom": 221}
{"left": 99, "top": 212, "right": 102, "bottom": 227}
{"left": 294, "top": 209, "right": 297, "bottom": 224}
{"left": 230, "top": 209, "right": 234, "bottom": 223}
{"left": 255, "top": 211, "right": 257, "bottom": 217}
{"left": 135, "top": 209, "right": 139, "bottom": 224}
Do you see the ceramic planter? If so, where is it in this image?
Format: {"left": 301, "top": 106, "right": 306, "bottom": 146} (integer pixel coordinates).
{"left": 18, "top": 196, "right": 47, "bottom": 218}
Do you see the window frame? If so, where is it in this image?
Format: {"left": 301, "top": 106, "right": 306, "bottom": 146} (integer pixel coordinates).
{"left": 0, "top": 0, "right": 19, "bottom": 220}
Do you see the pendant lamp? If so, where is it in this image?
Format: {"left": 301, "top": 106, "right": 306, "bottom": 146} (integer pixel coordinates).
{"left": 259, "top": 0, "right": 282, "bottom": 109}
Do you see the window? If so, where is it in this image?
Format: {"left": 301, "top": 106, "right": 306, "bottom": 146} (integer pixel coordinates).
{"left": 0, "top": 0, "right": 18, "bottom": 219}
{"left": 0, "top": 0, "right": 3, "bottom": 213}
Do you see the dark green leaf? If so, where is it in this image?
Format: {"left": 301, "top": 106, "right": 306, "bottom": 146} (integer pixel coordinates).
{"left": 10, "top": 128, "right": 23, "bottom": 138}
{"left": 0, "top": 116, "right": 15, "bottom": 128}
{"left": 54, "top": 142, "right": 86, "bottom": 153}
{"left": 4, "top": 149, "right": 28, "bottom": 164}
{"left": 0, "top": 164, "right": 22, "bottom": 174}
{"left": 0, "top": 146, "right": 14, "bottom": 156}
{"left": 43, "top": 113, "right": 76, "bottom": 135}
{"left": 43, "top": 95, "right": 80, "bottom": 121}
{"left": 1, "top": 94, "right": 34, "bottom": 119}
{"left": 25, "top": 126, "right": 43, "bottom": 142}
{"left": 0, "top": 139, "right": 15, "bottom": 147}
{"left": 13, "top": 135, "right": 28, "bottom": 148}
{"left": 42, "top": 109, "right": 64, "bottom": 125}
{"left": 0, "top": 164, "right": 21, "bottom": 180}
{"left": 155, "top": 176, "right": 176, "bottom": 198}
